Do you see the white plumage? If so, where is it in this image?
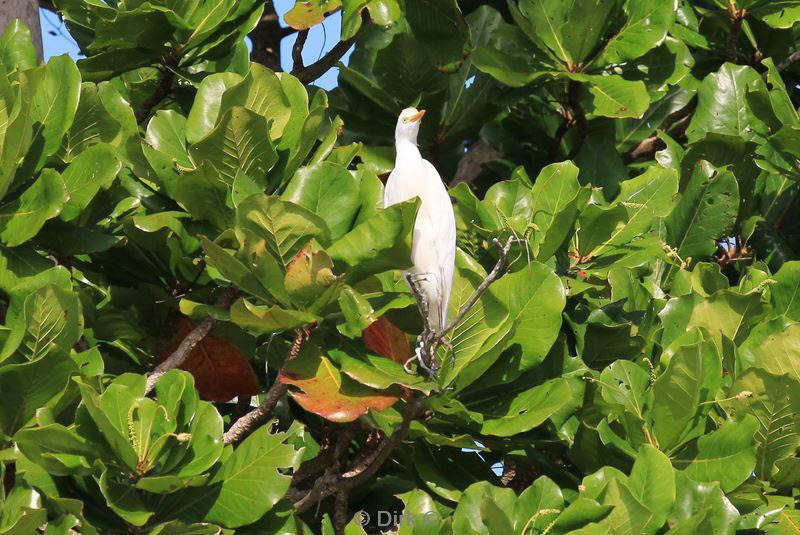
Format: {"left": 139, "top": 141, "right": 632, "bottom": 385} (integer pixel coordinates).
{"left": 383, "top": 107, "right": 456, "bottom": 334}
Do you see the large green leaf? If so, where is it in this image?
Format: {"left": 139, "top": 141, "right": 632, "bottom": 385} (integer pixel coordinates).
{"left": 480, "top": 377, "right": 572, "bottom": 436}
{"left": 489, "top": 262, "right": 565, "bottom": 370}
{"left": 236, "top": 194, "right": 331, "bottom": 270}
{"left": 770, "top": 261, "right": 800, "bottom": 321}
{"left": 592, "top": 166, "right": 679, "bottom": 256}
{"left": 629, "top": 444, "right": 676, "bottom": 529}
{"left": 0, "top": 20, "right": 37, "bottom": 71}
{"left": 0, "top": 169, "right": 67, "bottom": 247}
{"left": 218, "top": 63, "right": 292, "bottom": 141}
{"left": 282, "top": 162, "right": 361, "bottom": 239}
{"left": 59, "top": 143, "right": 121, "bottom": 221}
{"left": 0, "top": 351, "right": 77, "bottom": 438}
{"left": 530, "top": 161, "right": 588, "bottom": 260}
{"left": 404, "top": 0, "right": 470, "bottom": 72}
{"left": 724, "top": 368, "right": 800, "bottom": 481}
{"left": 327, "top": 199, "right": 418, "bottom": 283}
{"left": 675, "top": 416, "right": 758, "bottom": 492}
{"left": 17, "top": 284, "right": 82, "bottom": 362}
{"left": 685, "top": 63, "right": 767, "bottom": 143}
{"left": 189, "top": 106, "right": 277, "bottom": 186}
{"left": 597, "top": 0, "right": 677, "bottom": 65}
{"left": 570, "top": 73, "right": 651, "bottom": 119}
{"left": 665, "top": 161, "right": 739, "bottom": 267}
{"left": 739, "top": 319, "right": 800, "bottom": 384}
{"left": 652, "top": 339, "right": 722, "bottom": 451}
{"left": 185, "top": 72, "right": 243, "bottom": 145}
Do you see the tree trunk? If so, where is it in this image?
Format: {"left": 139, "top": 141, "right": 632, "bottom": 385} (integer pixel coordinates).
{"left": 0, "top": 0, "right": 43, "bottom": 60}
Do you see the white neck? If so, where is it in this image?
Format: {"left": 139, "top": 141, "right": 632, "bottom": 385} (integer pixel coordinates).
{"left": 395, "top": 139, "right": 421, "bottom": 166}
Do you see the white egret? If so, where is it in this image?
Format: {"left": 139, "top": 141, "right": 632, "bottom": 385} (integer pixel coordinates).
{"left": 384, "top": 107, "right": 456, "bottom": 372}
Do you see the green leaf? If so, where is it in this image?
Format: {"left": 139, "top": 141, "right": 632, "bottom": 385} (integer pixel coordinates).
{"left": 97, "top": 468, "right": 153, "bottom": 526}
{"left": 665, "top": 161, "right": 739, "bottom": 266}
{"left": 282, "top": 162, "right": 361, "bottom": 239}
{"left": 173, "top": 164, "right": 232, "bottom": 230}
{"left": 0, "top": 351, "right": 76, "bottom": 438}
{"left": 724, "top": 368, "right": 800, "bottom": 481}
{"left": 597, "top": 0, "right": 677, "bottom": 65}
{"left": 570, "top": 73, "right": 651, "bottom": 119}
{"left": 675, "top": 416, "right": 758, "bottom": 492}
{"left": 230, "top": 298, "right": 318, "bottom": 335}
{"left": 593, "top": 166, "right": 679, "bottom": 255}
{"left": 185, "top": 72, "right": 243, "bottom": 145}
{"left": 652, "top": 339, "right": 722, "bottom": 451}
{"left": 58, "top": 82, "right": 122, "bottom": 163}
{"left": 480, "top": 378, "right": 572, "bottom": 436}
{"left": 328, "top": 199, "right": 418, "bottom": 283}
{"left": 530, "top": 161, "right": 588, "bottom": 260}
{"left": 200, "top": 237, "right": 272, "bottom": 302}
{"left": 512, "top": 476, "right": 563, "bottom": 532}
{"left": 219, "top": 63, "right": 292, "bottom": 141}
{"left": 599, "top": 360, "right": 653, "bottom": 420}
{"left": 189, "top": 106, "right": 277, "bottom": 186}
{"left": 770, "top": 261, "right": 800, "bottom": 321}
{"left": 404, "top": 0, "right": 470, "bottom": 72}
{"left": 59, "top": 143, "right": 121, "bottom": 221}
{"left": 0, "top": 169, "right": 67, "bottom": 247}
{"left": 17, "top": 284, "right": 82, "bottom": 362}
{"left": 739, "top": 320, "right": 800, "bottom": 385}
{"left": 453, "top": 481, "right": 516, "bottom": 534}
{"left": 0, "top": 20, "right": 37, "bottom": 71}
{"left": 629, "top": 444, "right": 675, "bottom": 527}
{"left": 329, "top": 348, "right": 437, "bottom": 395}
{"left": 471, "top": 21, "right": 550, "bottom": 87}
{"left": 441, "top": 250, "right": 509, "bottom": 385}
{"left": 26, "top": 55, "right": 81, "bottom": 171}
{"left": 236, "top": 194, "right": 331, "bottom": 270}
{"left": 490, "top": 263, "right": 565, "bottom": 370}
{"left": 686, "top": 63, "right": 767, "bottom": 143}
{"left": 668, "top": 471, "right": 741, "bottom": 535}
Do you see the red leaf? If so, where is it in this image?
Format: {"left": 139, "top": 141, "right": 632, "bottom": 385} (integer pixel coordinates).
{"left": 159, "top": 317, "right": 260, "bottom": 402}
{"left": 362, "top": 316, "right": 413, "bottom": 365}
{"left": 278, "top": 344, "right": 399, "bottom": 422}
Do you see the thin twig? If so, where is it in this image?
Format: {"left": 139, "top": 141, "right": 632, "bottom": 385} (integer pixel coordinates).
{"left": 726, "top": 4, "right": 746, "bottom": 63}
{"left": 436, "top": 236, "right": 514, "bottom": 341}
{"left": 145, "top": 288, "right": 236, "bottom": 394}
{"left": 222, "top": 330, "right": 306, "bottom": 445}
{"left": 290, "top": 393, "right": 424, "bottom": 513}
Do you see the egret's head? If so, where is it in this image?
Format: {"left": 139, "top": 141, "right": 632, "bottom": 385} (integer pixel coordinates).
{"left": 395, "top": 107, "right": 426, "bottom": 144}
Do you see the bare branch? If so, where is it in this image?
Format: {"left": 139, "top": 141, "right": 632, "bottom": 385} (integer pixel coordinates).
{"left": 145, "top": 288, "right": 236, "bottom": 394}
{"left": 222, "top": 330, "right": 306, "bottom": 445}
{"left": 450, "top": 140, "right": 502, "bottom": 187}
{"left": 777, "top": 49, "right": 800, "bottom": 71}
{"left": 290, "top": 393, "right": 423, "bottom": 513}
{"left": 292, "top": 35, "right": 357, "bottom": 84}
{"left": 622, "top": 99, "right": 697, "bottom": 163}
{"left": 437, "top": 236, "right": 514, "bottom": 339}
{"left": 726, "top": 4, "right": 746, "bottom": 63}
{"left": 333, "top": 490, "right": 349, "bottom": 535}
{"left": 292, "top": 29, "right": 309, "bottom": 72}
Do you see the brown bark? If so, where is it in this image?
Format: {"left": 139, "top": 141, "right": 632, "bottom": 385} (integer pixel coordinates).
{"left": 1, "top": 0, "right": 43, "bottom": 59}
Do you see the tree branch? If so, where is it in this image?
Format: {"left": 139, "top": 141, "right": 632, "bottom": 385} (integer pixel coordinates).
{"left": 292, "top": 35, "right": 357, "bottom": 84}
{"left": 726, "top": 3, "right": 746, "bottom": 63}
{"left": 777, "top": 49, "right": 800, "bottom": 72}
{"left": 134, "top": 49, "right": 180, "bottom": 124}
{"left": 145, "top": 288, "right": 236, "bottom": 394}
{"left": 292, "top": 29, "right": 309, "bottom": 72}
{"left": 622, "top": 99, "right": 697, "bottom": 163}
{"left": 249, "top": 1, "right": 288, "bottom": 71}
{"left": 222, "top": 329, "right": 306, "bottom": 445}
{"left": 449, "top": 140, "right": 502, "bottom": 187}
{"left": 289, "top": 392, "right": 424, "bottom": 513}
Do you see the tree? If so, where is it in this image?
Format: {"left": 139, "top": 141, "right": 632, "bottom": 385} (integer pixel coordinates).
{"left": 1, "top": 0, "right": 42, "bottom": 57}
{"left": 2, "top": 0, "right": 800, "bottom": 533}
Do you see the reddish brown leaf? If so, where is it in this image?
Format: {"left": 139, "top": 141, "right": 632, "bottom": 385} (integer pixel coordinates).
{"left": 159, "top": 317, "right": 260, "bottom": 402}
{"left": 278, "top": 344, "right": 399, "bottom": 422}
{"left": 363, "top": 316, "right": 413, "bottom": 365}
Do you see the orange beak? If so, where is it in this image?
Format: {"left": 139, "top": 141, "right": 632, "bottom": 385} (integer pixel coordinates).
{"left": 407, "top": 109, "right": 426, "bottom": 122}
